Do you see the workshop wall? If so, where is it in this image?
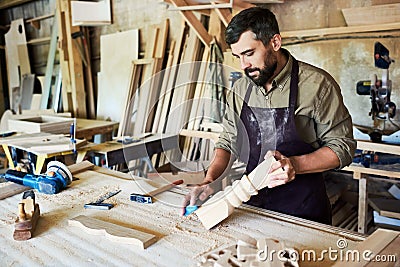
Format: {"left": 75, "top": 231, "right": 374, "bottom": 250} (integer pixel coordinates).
{"left": 265, "top": 0, "right": 400, "bottom": 137}
{"left": 0, "top": 0, "right": 399, "bottom": 138}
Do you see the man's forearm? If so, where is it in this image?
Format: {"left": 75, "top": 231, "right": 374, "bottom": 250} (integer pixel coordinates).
{"left": 289, "top": 146, "right": 340, "bottom": 174}
{"left": 203, "top": 148, "right": 234, "bottom": 184}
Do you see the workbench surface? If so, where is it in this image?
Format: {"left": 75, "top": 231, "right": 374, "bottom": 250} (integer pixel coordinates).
{"left": 0, "top": 167, "right": 393, "bottom": 267}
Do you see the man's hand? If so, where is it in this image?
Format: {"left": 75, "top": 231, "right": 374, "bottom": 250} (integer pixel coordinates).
{"left": 181, "top": 182, "right": 214, "bottom": 216}
{"left": 265, "top": 150, "right": 296, "bottom": 188}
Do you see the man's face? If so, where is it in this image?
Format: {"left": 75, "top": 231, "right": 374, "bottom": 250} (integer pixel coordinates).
{"left": 231, "top": 31, "right": 277, "bottom": 87}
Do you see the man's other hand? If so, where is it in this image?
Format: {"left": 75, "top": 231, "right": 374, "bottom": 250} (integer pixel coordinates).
{"left": 265, "top": 150, "right": 296, "bottom": 188}
{"left": 180, "top": 182, "right": 214, "bottom": 216}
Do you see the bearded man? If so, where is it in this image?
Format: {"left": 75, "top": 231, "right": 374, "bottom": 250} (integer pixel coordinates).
{"left": 182, "top": 7, "right": 356, "bottom": 225}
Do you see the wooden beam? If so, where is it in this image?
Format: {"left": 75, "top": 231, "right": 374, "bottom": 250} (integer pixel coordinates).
{"left": 170, "top": 0, "right": 213, "bottom": 48}
{"left": 167, "top": 0, "right": 232, "bottom": 11}
{"left": 244, "top": 0, "right": 283, "bottom": 3}
{"left": 343, "top": 164, "right": 400, "bottom": 179}
{"left": 213, "top": 5, "right": 232, "bottom": 27}
{"left": 356, "top": 139, "right": 400, "bottom": 155}
{"left": 357, "top": 175, "right": 368, "bottom": 234}
{"left": 41, "top": 18, "right": 58, "bottom": 109}
{"left": 26, "top": 37, "right": 51, "bottom": 45}
{"left": 0, "top": 0, "right": 35, "bottom": 10}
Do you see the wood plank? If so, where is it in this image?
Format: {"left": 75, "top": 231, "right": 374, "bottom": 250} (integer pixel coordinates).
{"left": 333, "top": 229, "right": 399, "bottom": 267}
{"left": 127, "top": 59, "right": 154, "bottom": 136}
{"left": 281, "top": 22, "right": 400, "bottom": 39}
{"left": 4, "top": 19, "right": 31, "bottom": 110}
{"left": 167, "top": 1, "right": 232, "bottom": 10}
{"left": 70, "top": 0, "right": 111, "bottom": 26}
{"left": 68, "top": 215, "right": 157, "bottom": 249}
{"left": 358, "top": 176, "right": 368, "bottom": 234}
{"left": 144, "top": 20, "right": 170, "bottom": 133}
{"left": 67, "top": 160, "right": 95, "bottom": 175}
{"left": 82, "top": 27, "right": 96, "bottom": 119}
{"left": 56, "top": 0, "right": 74, "bottom": 114}
{"left": 151, "top": 40, "right": 176, "bottom": 134}
{"left": 97, "top": 29, "right": 139, "bottom": 122}
{"left": 156, "top": 21, "right": 187, "bottom": 134}
{"left": 369, "top": 197, "right": 400, "bottom": 220}
{"left": 213, "top": 5, "right": 232, "bottom": 27}
{"left": 19, "top": 74, "right": 35, "bottom": 110}
{"left": 368, "top": 235, "right": 400, "bottom": 266}
{"left": 40, "top": 18, "right": 58, "bottom": 109}
{"left": 343, "top": 164, "right": 400, "bottom": 179}
{"left": 356, "top": 140, "right": 400, "bottom": 156}
{"left": 342, "top": 4, "right": 400, "bottom": 26}
{"left": 0, "top": 183, "right": 30, "bottom": 200}
{"left": 63, "top": 0, "right": 87, "bottom": 118}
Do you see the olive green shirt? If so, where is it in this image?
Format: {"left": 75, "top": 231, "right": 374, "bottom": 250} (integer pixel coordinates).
{"left": 216, "top": 50, "right": 356, "bottom": 169}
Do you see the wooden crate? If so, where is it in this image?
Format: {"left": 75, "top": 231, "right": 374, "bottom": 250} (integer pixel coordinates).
{"left": 8, "top": 115, "right": 74, "bottom": 134}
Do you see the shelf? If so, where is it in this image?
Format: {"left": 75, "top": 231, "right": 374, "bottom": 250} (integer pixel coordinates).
{"left": 281, "top": 22, "right": 400, "bottom": 39}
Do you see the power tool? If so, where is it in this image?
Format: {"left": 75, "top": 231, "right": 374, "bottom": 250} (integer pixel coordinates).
{"left": 2, "top": 161, "right": 73, "bottom": 194}
{"left": 356, "top": 42, "right": 396, "bottom": 142}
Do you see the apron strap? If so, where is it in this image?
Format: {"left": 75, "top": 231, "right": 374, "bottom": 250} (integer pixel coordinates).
{"left": 289, "top": 57, "right": 299, "bottom": 109}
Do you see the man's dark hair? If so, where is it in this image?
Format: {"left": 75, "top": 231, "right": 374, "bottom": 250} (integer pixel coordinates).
{"left": 225, "top": 7, "right": 280, "bottom": 46}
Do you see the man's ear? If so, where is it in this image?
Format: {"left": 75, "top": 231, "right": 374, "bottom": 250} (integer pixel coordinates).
{"left": 271, "top": 34, "right": 282, "bottom": 51}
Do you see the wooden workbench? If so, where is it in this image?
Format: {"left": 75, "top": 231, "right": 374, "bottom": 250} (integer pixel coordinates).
{"left": 76, "top": 133, "right": 179, "bottom": 167}
{"left": 0, "top": 166, "right": 398, "bottom": 266}
{"left": 75, "top": 118, "right": 118, "bottom": 141}
{"left": 1, "top": 133, "right": 86, "bottom": 174}
{"left": 342, "top": 140, "right": 400, "bottom": 234}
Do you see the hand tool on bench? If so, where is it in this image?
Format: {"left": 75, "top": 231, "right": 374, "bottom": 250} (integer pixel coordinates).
{"left": 2, "top": 161, "right": 73, "bottom": 194}
{"left": 130, "top": 179, "right": 184, "bottom": 204}
{"left": 84, "top": 189, "right": 121, "bottom": 210}
{"left": 13, "top": 190, "right": 40, "bottom": 241}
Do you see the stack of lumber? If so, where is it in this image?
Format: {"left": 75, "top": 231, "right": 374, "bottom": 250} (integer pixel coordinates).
{"left": 110, "top": 6, "right": 239, "bottom": 165}
{"left": 56, "top": 0, "right": 95, "bottom": 118}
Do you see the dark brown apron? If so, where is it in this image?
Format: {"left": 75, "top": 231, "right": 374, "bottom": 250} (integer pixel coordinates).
{"left": 237, "top": 58, "right": 332, "bottom": 225}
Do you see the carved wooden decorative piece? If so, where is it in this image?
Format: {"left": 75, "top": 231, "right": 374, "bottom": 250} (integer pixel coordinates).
{"left": 195, "top": 156, "right": 284, "bottom": 229}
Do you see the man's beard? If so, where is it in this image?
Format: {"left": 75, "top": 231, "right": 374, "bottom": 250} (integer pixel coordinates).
{"left": 245, "top": 60, "right": 277, "bottom": 87}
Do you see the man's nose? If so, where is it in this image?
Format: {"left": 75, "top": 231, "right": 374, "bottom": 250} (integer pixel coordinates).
{"left": 240, "top": 57, "right": 250, "bottom": 70}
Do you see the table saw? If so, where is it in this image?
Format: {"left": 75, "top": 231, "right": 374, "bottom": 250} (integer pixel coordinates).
{"left": 0, "top": 165, "right": 398, "bottom": 266}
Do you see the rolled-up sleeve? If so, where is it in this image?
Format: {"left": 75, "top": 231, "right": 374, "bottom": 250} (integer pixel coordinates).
{"left": 315, "top": 79, "right": 356, "bottom": 169}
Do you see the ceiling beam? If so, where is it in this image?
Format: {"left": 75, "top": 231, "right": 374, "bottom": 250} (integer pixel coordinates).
{"left": 170, "top": 0, "right": 213, "bottom": 48}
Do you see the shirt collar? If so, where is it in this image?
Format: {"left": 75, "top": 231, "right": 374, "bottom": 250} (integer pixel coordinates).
{"left": 249, "top": 49, "right": 293, "bottom": 95}
{"left": 271, "top": 49, "right": 292, "bottom": 92}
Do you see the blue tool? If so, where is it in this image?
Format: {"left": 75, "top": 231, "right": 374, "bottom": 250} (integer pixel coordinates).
{"left": 184, "top": 205, "right": 198, "bottom": 216}
{"left": 2, "top": 161, "right": 73, "bottom": 194}
{"left": 130, "top": 179, "right": 183, "bottom": 204}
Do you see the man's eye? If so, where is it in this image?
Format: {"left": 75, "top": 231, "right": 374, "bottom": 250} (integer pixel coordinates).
{"left": 245, "top": 51, "right": 254, "bottom": 57}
